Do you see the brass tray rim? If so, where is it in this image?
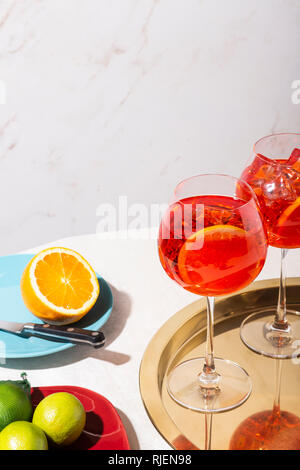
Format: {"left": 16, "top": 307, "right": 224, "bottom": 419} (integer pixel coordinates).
{"left": 139, "top": 277, "right": 300, "bottom": 449}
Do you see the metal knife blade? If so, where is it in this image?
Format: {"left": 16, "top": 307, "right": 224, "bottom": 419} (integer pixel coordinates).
{"left": 0, "top": 320, "right": 27, "bottom": 335}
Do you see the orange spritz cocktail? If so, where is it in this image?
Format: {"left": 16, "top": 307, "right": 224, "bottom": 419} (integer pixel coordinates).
{"left": 158, "top": 194, "right": 267, "bottom": 297}
{"left": 241, "top": 148, "right": 300, "bottom": 249}
{"left": 157, "top": 175, "right": 268, "bottom": 423}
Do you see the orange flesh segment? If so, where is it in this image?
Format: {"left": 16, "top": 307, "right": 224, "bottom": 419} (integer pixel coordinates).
{"left": 34, "top": 252, "right": 94, "bottom": 310}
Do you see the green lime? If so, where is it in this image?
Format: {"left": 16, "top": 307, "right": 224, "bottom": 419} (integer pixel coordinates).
{"left": 0, "top": 421, "right": 48, "bottom": 450}
{"left": 32, "top": 392, "right": 86, "bottom": 447}
{"left": 0, "top": 382, "right": 32, "bottom": 431}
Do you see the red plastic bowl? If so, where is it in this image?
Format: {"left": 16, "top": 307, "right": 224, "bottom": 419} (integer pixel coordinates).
{"left": 31, "top": 385, "right": 130, "bottom": 450}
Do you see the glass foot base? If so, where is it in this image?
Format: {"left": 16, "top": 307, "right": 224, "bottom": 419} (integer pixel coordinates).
{"left": 240, "top": 308, "right": 300, "bottom": 359}
{"left": 230, "top": 409, "right": 300, "bottom": 450}
{"left": 167, "top": 357, "right": 252, "bottom": 413}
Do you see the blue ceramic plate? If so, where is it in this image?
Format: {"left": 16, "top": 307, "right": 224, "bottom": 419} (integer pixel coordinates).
{"left": 0, "top": 254, "right": 113, "bottom": 359}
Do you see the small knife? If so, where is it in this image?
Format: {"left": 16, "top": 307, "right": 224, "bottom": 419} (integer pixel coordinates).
{"left": 0, "top": 320, "right": 105, "bottom": 348}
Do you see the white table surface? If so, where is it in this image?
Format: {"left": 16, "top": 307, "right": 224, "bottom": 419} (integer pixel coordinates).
{"left": 1, "top": 229, "right": 300, "bottom": 450}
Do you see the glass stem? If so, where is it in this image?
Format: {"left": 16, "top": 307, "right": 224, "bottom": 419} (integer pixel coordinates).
{"left": 274, "top": 249, "right": 289, "bottom": 329}
{"left": 273, "top": 359, "right": 283, "bottom": 417}
{"left": 205, "top": 413, "right": 213, "bottom": 450}
{"left": 198, "top": 297, "right": 220, "bottom": 391}
{"left": 205, "top": 296, "right": 215, "bottom": 371}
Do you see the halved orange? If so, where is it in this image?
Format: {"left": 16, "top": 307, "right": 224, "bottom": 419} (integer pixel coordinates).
{"left": 21, "top": 247, "right": 100, "bottom": 325}
{"left": 177, "top": 225, "right": 247, "bottom": 293}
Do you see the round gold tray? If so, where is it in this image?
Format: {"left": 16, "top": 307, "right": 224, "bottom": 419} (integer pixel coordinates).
{"left": 139, "top": 278, "right": 300, "bottom": 450}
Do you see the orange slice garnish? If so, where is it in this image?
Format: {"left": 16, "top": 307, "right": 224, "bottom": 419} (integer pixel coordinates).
{"left": 177, "top": 225, "right": 246, "bottom": 287}
{"left": 276, "top": 197, "right": 300, "bottom": 247}
{"left": 21, "top": 247, "right": 99, "bottom": 325}
{"left": 292, "top": 161, "right": 300, "bottom": 173}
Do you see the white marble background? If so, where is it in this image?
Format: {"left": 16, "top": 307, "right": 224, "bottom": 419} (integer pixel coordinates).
{"left": 0, "top": 0, "right": 300, "bottom": 254}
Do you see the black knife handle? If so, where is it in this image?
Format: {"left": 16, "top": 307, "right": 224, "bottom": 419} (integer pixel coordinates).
{"left": 24, "top": 323, "right": 105, "bottom": 348}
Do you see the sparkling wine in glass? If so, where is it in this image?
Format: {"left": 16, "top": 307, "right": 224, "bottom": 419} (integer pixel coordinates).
{"left": 158, "top": 174, "right": 268, "bottom": 448}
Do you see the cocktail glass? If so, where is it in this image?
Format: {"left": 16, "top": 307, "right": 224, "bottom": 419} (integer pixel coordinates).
{"left": 158, "top": 174, "right": 268, "bottom": 448}
{"left": 240, "top": 133, "right": 300, "bottom": 359}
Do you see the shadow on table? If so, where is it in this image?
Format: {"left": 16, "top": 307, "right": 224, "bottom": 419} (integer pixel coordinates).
{"left": 115, "top": 408, "right": 140, "bottom": 450}
{"left": 1, "top": 282, "right": 132, "bottom": 370}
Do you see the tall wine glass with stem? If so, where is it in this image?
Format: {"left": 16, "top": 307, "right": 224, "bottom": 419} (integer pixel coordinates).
{"left": 158, "top": 174, "right": 268, "bottom": 449}
{"left": 240, "top": 134, "right": 300, "bottom": 358}
{"left": 235, "top": 134, "right": 300, "bottom": 450}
